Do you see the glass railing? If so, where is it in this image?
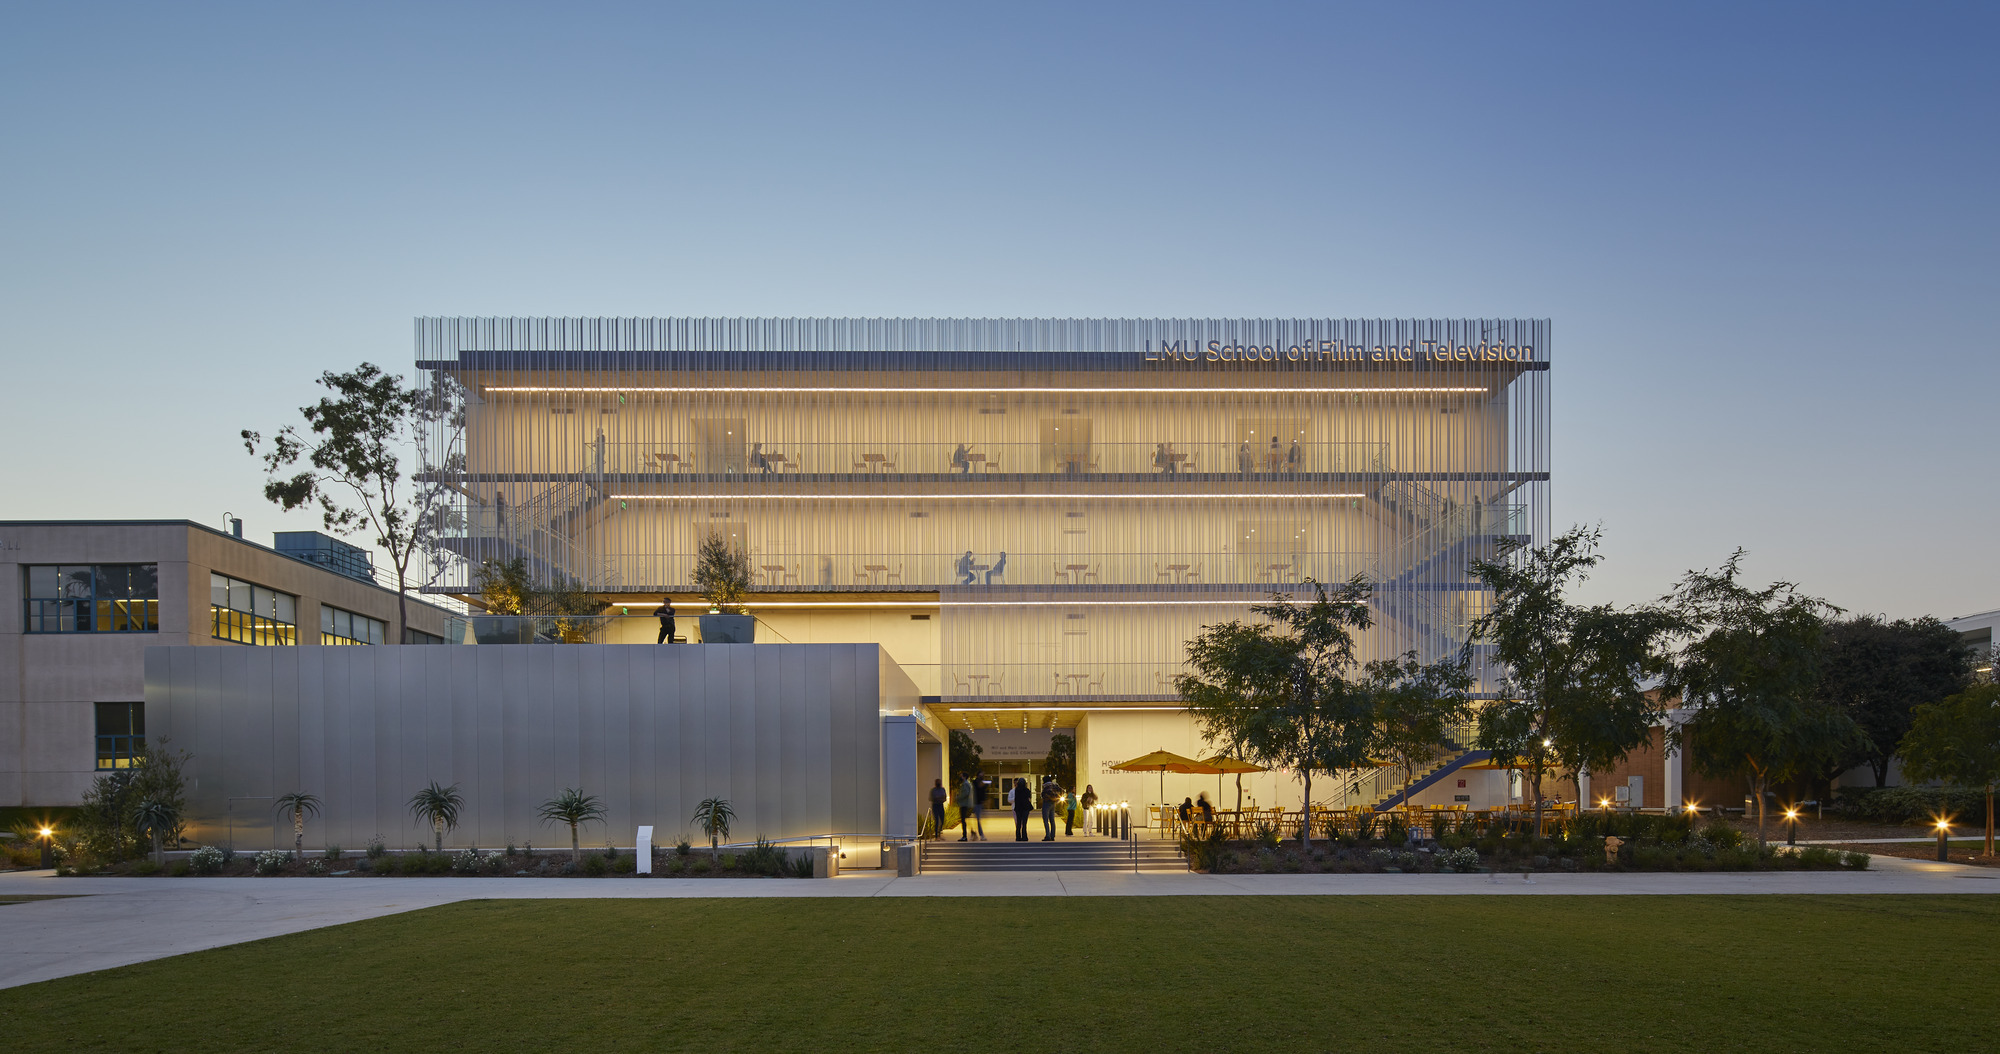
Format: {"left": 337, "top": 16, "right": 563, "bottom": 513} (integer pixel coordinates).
{"left": 583, "top": 550, "right": 1385, "bottom": 591}
{"left": 536, "top": 440, "right": 1393, "bottom": 477}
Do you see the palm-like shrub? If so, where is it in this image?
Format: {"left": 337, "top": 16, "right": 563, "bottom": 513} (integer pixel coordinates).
{"left": 407, "top": 781, "right": 464, "bottom": 852}
{"left": 691, "top": 797, "right": 734, "bottom": 858}
{"left": 132, "top": 798, "right": 180, "bottom": 865}
{"left": 273, "top": 792, "right": 322, "bottom": 855}
{"left": 536, "top": 787, "right": 607, "bottom": 862}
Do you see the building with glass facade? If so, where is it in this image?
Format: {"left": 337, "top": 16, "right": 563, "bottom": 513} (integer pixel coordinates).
{"left": 417, "top": 317, "right": 1551, "bottom": 814}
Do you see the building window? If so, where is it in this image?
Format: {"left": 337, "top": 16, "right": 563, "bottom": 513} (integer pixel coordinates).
{"left": 403, "top": 627, "right": 445, "bottom": 645}
{"left": 210, "top": 573, "right": 297, "bottom": 645}
{"left": 24, "top": 565, "right": 160, "bottom": 633}
{"left": 320, "top": 605, "right": 386, "bottom": 645}
{"left": 96, "top": 702, "right": 144, "bottom": 770}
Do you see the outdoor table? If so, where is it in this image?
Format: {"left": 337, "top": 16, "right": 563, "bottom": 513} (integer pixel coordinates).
{"left": 760, "top": 564, "right": 789, "bottom": 585}
{"left": 965, "top": 453, "right": 989, "bottom": 471}
{"left": 1164, "top": 562, "right": 1193, "bottom": 582}
{"left": 863, "top": 563, "right": 889, "bottom": 584}
{"left": 859, "top": 453, "right": 894, "bottom": 472}
{"left": 1064, "top": 563, "right": 1093, "bottom": 583}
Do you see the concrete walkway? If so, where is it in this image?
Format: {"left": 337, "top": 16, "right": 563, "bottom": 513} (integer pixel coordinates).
{"left": 2, "top": 853, "right": 1994, "bottom": 991}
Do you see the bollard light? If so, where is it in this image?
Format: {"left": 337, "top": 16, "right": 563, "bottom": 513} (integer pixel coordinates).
{"left": 38, "top": 826, "right": 54, "bottom": 870}
{"left": 1784, "top": 807, "right": 1799, "bottom": 846}
{"left": 1936, "top": 817, "right": 1953, "bottom": 862}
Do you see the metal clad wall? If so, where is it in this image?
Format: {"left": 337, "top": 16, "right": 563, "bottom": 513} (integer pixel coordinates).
{"left": 148, "top": 644, "right": 893, "bottom": 851}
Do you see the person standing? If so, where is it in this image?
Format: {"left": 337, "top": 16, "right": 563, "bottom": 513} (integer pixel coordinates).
{"left": 1237, "top": 440, "right": 1253, "bottom": 475}
{"left": 1081, "top": 784, "right": 1099, "bottom": 811}
{"left": 1063, "top": 786, "right": 1079, "bottom": 836}
{"left": 594, "top": 428, "right": 606, "bottom": 475}
{"left": 1039, "top": 776, "right": 1060, "bottom": 841}
{"left": 1012, "top": 778, "right": 1033, "bottom": 841}
{"left": 929, "top": 778, "right": 948, "bottom": 838}
{"left": 654, "top": 598, "right": 676, "bottom": 644}
{"left": 956, "top": 774, "right": 984, "bottom": 841}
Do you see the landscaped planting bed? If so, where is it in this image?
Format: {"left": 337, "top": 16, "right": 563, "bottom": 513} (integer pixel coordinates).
{"left": 60, "top": 840, "right": 813, "bottom": 879}
{"left": 1187, "top": 812, "right": 1869, "bottom": 874}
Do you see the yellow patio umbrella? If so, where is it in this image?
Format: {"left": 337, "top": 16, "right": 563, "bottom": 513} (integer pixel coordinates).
{"left": 1199, "top": 754, "right": 1266, "bottom": 814}
{"left": 1111, "top": 749, "right": 1221, "bottom": 823}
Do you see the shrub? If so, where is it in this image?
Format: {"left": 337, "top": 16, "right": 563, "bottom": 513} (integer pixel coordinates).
{"left": 372, "top": 854, "right": 400, "bottom": 875}
{"left": 786, "top": 852, "right": 814, "bottom": 878}
{"left": 1251, "top": 822, "right": 1280, "bottom": 849}
{"left": 720, "top": 853, "right": 738, "bottom": 871}
{"left": 612, "top": 855, "right": 636, "bottom": 874}
{"left": 582, "top": 853, "right": 609, "bottom": 877}
{"left": 452, "top": 848, "right": 484, "bottom": 875}
{"left": 1179, "top": 827, "right": 1231, "bottom": 872}
{"left": 675, "top": 839, "right": 691, "bottom": 857}
{"left": 1437, "top": 846, "right": 1480, "bottom": 871}
{"left": 739, "top": 838, "right": 787, "bottom": 876}
{"left": 188, "top": 845, "right": 227, "bottom": 875}
{"left": 323, "top": 845, "right": 342, "bottom": 861}
{"left": 365, "top": 836, "right": 386, "bottom": 860}
{"left": 1698, "top": 821, "right": 1744, "bottom": 849}
{"left": 253, "top": 849, "right": 290, "bottom": 876}
{"left": 132, "top": 858, "right": 161, "bottom": 876}
{"left": 1835, "top": 786, "right": 1988, "bottom": 825}
{"left": 1844, "top": 851, "right": 1871, "bottom": 869}
{"left": 307, "top": 859, "right": 327, "bottom": 876}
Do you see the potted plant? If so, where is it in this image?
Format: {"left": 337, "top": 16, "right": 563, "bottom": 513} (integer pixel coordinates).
{"left": 472, "top": 557, "right": 534, "bottom": 644}
{"left": 692, "top": 532, "right": 755, "bottom": 643}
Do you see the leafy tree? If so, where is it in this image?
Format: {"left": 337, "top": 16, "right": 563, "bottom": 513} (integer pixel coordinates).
{"left": 536, "top": 788, "right": 608, "bottom": 862}
{"left": 691, "top": 532, "right": 753, "bottom": 613}
{"left": 273, "top": 792, "right": 322, "bottom": 856}
{"left": 948, "top": 728, "right": 984, "bottom": 784}
{"left": 1043, "top": 732, "right": 1076, "bottom": 787}
{"left": 475, "top": 556, "right": 533, "bottom": 616}
{"left": 407, "top": 781, "right": 464, "bottom": 852}
{"left": 132, "top": 798, "right": 179, "bottom": 865}
{"left": 78, "top": 770, "right": 140, "bottom": 864}
{"left": 1366, "top": 652, "right": 1474, "bottom": 831}
{"left": 1899, "top": 684, "right": 2000, "bottom": 855}
{"left": 1818, "top": 616, "right": 1975, "bottom": 787}
{"left": 692, "top": 797, "right": 735, "bottom": 858}
{"left": 1469, "top": 526, "right": 1680, "bottom": 837}
{"left": 243, "top": 364, "right": 464, "bottom": 643}
{"left": 1664, "top": 551, "right": 1864, "bottom": 848}
{"left": 1178, "top": 577, "right": 1380, "bottom": 849}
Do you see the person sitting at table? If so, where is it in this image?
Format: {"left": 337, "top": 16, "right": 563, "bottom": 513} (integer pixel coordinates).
{"left": 955, "top": 550, "right": 976, "bottom": 586}
{"left": 751, "top": 442, "right": 771, "bottom": 474}
{"left": 1176, "top": 797, "right": 1194, "bottom": 829}
{"left": 1196, "top": 792, "right": 1215, "bottom": 825}
{"left": 984, "top": 551, "right": 1007, "bottom": 585}
{"left": 950, "top": 442, "right": 970, "bottom": 474}
{"left": 1153, "top": 442, "right": 1175, "bottom": 475}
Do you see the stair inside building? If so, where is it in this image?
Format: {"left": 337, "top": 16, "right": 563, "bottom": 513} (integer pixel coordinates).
{"left": 920, "top": 838, "right": 1187, "bottom": 873}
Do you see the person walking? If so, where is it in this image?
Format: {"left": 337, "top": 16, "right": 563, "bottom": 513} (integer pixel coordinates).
{"left": 1039, "top": 776, "right": 1061, "bottom": 841}
{"left": 956, "top": 774, "right": 984, "bottom": 840}
{"left": 1012, "top": 778, "right": 1033, "bottom": 841}
{"left": 654, "top": 598, "right": 676, "bottom": 644}
{"left": 929, "top": 778, "right": 948, "bottom": 838}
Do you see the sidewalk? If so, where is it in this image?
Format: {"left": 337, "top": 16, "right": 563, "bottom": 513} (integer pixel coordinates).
{"left": 2, "top": 854, "right": 1993, "bottom": 990}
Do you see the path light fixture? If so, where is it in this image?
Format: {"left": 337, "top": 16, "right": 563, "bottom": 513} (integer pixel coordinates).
{"left": 38, "top": 826, "right": 53, "bottom": 869}
{"left": 1784, "top": 807, "right": 1800, "bottom": 846}
{"left": 1935, "top": 817, "right": 1953, "bottom": 862}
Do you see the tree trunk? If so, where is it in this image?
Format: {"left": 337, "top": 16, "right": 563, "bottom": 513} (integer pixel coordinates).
{"left": 1531, "top": 768, "right": 1545, "bottom": 842}
{"left": 1754, "top": 773, "right": 1768, "bottom": 849}
{"left": 1301, "top": 770, "right": 1312, "bottom": 848}
{"left": 294, "top": 814, "right": 304, "bottom": 855}
{"left": 571, "top": 823, "right": 581, "bottom": 862}
{"left": 152, "top": 829, "right": 164, "bottom": 866}
{"left": 1871, "top": 757, "right": 1890, "bottom": 789}
{"left": 434, "top": 819, "right": 444, "bottom": 853}
{"left": 1986, "top": 785, "right": 1994, "bottom": 858}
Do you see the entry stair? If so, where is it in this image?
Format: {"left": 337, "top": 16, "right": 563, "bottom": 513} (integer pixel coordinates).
{"left": 920, "top": 838, "right": 1187, "bottom": 873}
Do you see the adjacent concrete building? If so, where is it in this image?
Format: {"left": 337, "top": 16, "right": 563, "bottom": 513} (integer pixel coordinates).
{"left": 0, "top": 520, "right": 458, "bottom": 810}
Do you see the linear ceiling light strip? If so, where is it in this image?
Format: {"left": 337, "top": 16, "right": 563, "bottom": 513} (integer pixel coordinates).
{"left": 481, "top": 385, "right": 1490, "bottom": 395}
{"left": 609, "top": 493, "right": 1366, "bottom": 501}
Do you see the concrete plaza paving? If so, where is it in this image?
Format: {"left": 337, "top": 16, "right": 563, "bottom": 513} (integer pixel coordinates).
{"left": 2, "top": 853, "right": 1995, "bottom": 991}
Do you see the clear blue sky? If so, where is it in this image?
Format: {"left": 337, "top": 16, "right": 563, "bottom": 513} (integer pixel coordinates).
{"left": 3, "top": 2, "right": 1993, "bottom": 619}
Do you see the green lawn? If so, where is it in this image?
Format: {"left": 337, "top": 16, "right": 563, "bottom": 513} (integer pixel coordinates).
{"left": 3, "top": 896, "right": 1996, "bottom": 1052}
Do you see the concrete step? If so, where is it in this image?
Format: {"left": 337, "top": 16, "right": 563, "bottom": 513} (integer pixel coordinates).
{"left": 920, "top": 840, "right": 1187, "bottom": 872}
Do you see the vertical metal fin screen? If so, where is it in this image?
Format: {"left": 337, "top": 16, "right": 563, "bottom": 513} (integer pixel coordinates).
{"left": 419, "top": 317, "right": 1550, "bottom": 700}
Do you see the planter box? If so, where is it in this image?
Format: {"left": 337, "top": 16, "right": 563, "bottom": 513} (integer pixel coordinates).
{"left": 471, "top": 617, "right": 533, "bottom": 645}
{"left": 697, "top": 613, "right": 755, "bottom": 643}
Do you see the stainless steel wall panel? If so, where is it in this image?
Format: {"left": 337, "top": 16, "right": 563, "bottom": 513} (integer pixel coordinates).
{"left": 152, "top": 643, "right": 903, "bottom": 850}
